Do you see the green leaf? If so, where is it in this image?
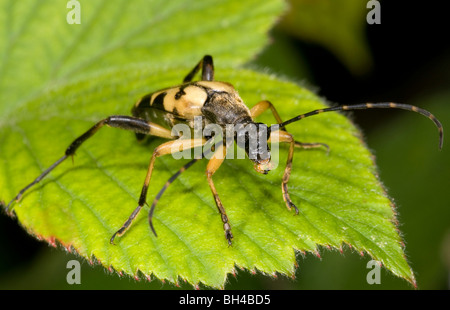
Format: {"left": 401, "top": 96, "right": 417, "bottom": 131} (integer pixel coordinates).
{"left": 0, "top": 0, "right": 284, "bottom": 115}
{"left": 0, "top": 0, "right": 417, "bottom": 288}
{"left": 0, "top": 66, "right": 415, "bottom": 288}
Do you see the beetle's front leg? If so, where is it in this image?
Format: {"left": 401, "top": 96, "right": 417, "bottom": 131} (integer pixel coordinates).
{"left": 267, "top": 130, "right": 329, "bottom": 215}
{"left": 268, "top": 130, "right": 299, "bottom": 214}
{"left": 250, "top": 100, "right": 285, "bottom": 129}
{"left": 251, "top": 100, "right": 329, "bottom": 152}
{"left": 205, "top": 141, "right": 234, "bottom": 246}
{"left": 110, "top": 138, "right": 207, "bottom": 244}
{"left": 279, "top": 131, "right": 299, "bottom": 214}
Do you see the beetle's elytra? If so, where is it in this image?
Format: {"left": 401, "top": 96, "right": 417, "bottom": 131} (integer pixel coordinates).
{"left": 4, "top": 55, "right": 444, "bottom": 246}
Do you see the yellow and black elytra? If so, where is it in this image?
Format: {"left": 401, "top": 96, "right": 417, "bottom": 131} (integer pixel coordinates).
{"left": 4, "top": 55, "right": 444, "bottom": 246}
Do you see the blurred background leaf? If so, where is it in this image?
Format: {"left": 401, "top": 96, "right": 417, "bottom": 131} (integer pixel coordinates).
{"left": 278, "top": 0, "right": 373, "bottom": 76}
{"left": 367, "top": 94, "right": 450, "bottom": 289}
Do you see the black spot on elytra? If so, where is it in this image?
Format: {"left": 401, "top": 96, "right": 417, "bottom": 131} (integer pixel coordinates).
{"left": 152, "top": 92, "right": 167, "bottom": 110}
{"left": 174, "top": 88, "right": 186, "bottom": 100}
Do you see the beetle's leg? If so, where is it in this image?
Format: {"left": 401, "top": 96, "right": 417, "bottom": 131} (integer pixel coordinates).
{"left": 251, "top": 100, "right": 329, "bottom": 152}
{"left": 110, "top": 138, "right": 207, "bottom": 244}
{"left": 205, "top": 141, "right": 234, "bottom": 246}
{"left": 147, "top": 140, "right": 218, "bottom": 232}
{"left": 4, "top": 116, "right": 175, "bottom": 215}
{"left": 148, "top": 157, "right": 200, "bottom": 224}
{"left": 250, "top": 100, "right": 284, "bottom": 129}
{"left": 268, "top": 130, "right": 299, "bottom": 214}
{"left": 183, "top": 55, "right": 214, "bottom": 82}
{"left": 294, "top": 141, "right": 330, "bottom": 154}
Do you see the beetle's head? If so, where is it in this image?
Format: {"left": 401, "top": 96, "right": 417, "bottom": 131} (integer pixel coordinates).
{"left": 235, "top": 122, "right": 273, "bottom": 174}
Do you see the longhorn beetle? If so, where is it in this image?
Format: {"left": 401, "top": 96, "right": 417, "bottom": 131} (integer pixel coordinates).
{"left": 4, "top": 55, "right": 444, "bottom": 246}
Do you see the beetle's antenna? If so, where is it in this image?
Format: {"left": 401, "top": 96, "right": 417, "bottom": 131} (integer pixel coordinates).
{"left": 271, "top": 103, "right": 444, "bottom": 149}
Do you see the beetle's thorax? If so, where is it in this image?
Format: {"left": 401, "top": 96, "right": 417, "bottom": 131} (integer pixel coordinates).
{"left": 199, "top": 81, "right": 253, "bottom": 127}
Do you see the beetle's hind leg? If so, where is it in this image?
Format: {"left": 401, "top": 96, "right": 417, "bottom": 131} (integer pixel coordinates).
{"left": 4, "top": 155, "right": 68, "bottom": 217}
{"left": 183, "top": 55, "right": 214, "bottom": 82}
{"left": 4, "top": 116, "right": 175, "bottom": 215}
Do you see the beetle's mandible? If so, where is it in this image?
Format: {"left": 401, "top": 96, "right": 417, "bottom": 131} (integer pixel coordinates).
{"left": 3, "top": 55, "right": 444, "bottom": 246}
